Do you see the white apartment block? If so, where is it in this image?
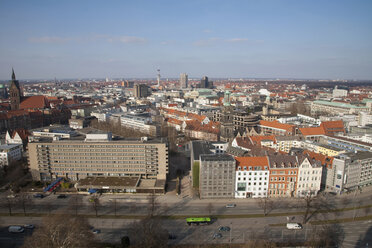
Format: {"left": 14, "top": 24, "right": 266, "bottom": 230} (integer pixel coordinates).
{"left": 296, "top": 158, "right": 323, "bottom": 197}
{"left": 0, "top": 144, "right": 23, "bottom": 167}
{"left": 235, "top": 157, "right": 270, "bottom": 198}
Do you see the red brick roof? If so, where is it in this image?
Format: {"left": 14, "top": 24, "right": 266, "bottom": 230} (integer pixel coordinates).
{"left": 20, "top": 96, "right": 50, "bottom": 109}
{"left": 9, "top": 128, "right": 31, "bottom": 140}
{"left": 320, "top": 120, "right": 345, "bottom": 136}
{"left": 299, "top": 127, "right": 325, "bottom": 136}
{"left": 259, "top": 120, "right": 296, "bottom": 133}
{"left": 303, "top": 150, "right": 333, "bottom": 169}
{"left": 249, "top": 135, "right": 276, "bottom": 146}
{"left": 235, "top": 156, "right": 268, "bottom": 170}
{"left": 167, "top": 117, "right": 183, "bottom": 126}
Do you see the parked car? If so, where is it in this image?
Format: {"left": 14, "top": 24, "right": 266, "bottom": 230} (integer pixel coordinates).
{"left": 57, "top": 194, "right": 67, "bottom": 199}
{"left": 92, "top": 229, "right": 101, "bottom": 234}
{"left": 219, "top": 226, "right": 230, "bottom": 232}
{"left": 168, "top": 234, "right": 177, "bottom": 239}
{"left": 23, "top": 224, "right": 35, "bottom": 229}
{"left": 8, "top": 226, "right": 24, "bottom": 233}
{"left": 7, "top": 194, "right": 17, "bottom": 198}
{"left": 33, "top": 194, "right": 45, "bottom": 198}
{"left": 212, "top": 233, "right": 222, "bottom": 239}
{"left": 225, "top": 203, "right": 236, "bottom": 208}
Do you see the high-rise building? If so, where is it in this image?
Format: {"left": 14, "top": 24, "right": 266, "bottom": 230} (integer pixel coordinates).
{"left": 9, "top": 69, "right": 22, "bottom": 110}
{"left": 180, "top": 73, "right": 188, "bottom": 89}
{"left": 134, "top": 84, "right": 150, "bottom": 98}
{"left": 200, "top": 76, "right": 208, "bottom": 88}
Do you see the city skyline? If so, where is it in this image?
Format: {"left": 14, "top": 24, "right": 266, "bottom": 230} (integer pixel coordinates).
{"left": 0, "top": 0, "right": 371, "bottom": 80}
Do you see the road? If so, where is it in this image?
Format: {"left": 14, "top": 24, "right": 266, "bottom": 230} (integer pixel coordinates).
{"left": 1, "top": 216, "right": 371, "bottom": 248}
{"left": 1, "top": 189, "right": 371, "bottom": 217}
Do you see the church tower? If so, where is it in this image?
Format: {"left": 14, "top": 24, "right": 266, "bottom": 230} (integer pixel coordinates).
{"left": 9, "top": 69, "right": 22, "bottom": 110}
{"left": 220, "top": 91, "right": 235, "bottom": 142}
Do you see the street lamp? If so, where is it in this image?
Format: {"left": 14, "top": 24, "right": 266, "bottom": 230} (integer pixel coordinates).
{"left": 230, "top": 222, "right": 232, "bottom": 243}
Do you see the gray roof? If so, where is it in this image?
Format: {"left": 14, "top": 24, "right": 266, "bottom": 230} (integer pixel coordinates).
{"left": 200, "top": 154, "right": 235, "bottom": 162}
{"left": 191, "top": 140, "right": 213, "bottom": 160}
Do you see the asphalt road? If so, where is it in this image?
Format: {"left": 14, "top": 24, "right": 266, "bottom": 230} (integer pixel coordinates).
{"left": 1, "top": 216, "right": 371, "bottom": 248}
{"left": 1, "top": 190, "right": 371, "bottom": 217}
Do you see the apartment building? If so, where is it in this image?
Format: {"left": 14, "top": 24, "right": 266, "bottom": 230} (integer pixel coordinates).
{"left": 235, "top": 157, "right": 269, "bottom": 198}
{"left": 199, "top": 154, "right": 235, "bottom": 199}
{"left": 296, "top": 158, "right": 323, "bottom": 197}
{"left": 268, "top": 155, "right": 299, "bottom": 197}
{"left": 326, "top": 151, "right": 372, "bottom": 193}
{"left": 27, "top": 133, "right": 168, "bottom": 182}
{"left": 311, "top": 100, "right": 368, "bottom": 115}
{"left": 0, "top": 144, "right": 23, "bottom": 167}
{"left": 259, "top": 120, "right": 296, "bottom": 136}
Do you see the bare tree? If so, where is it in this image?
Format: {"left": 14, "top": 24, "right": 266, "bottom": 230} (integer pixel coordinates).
{"left": 1, "top": 196, "right": 16, "bottom": 216}
{"left": 147, "top": 190, "right": 158, "bottom": 217}
{"left": 306, "top": 224, "right": 344, "bottom": 247}
{"left": 17, "top": 193, "right": 33, "bottom": 216}
{"left": 257, "top": 196, "right": 274, "bottom": 216}
{"left": 363, "top": 206, "right": 371, "bottom": 217}
{"left": 206, "top": 202, "right": 214, "bottom": 216}
{"left": 129, "top": 217, "right": 168, "bottom": 248}
{"left": 298, "top": 194, "right": 334, "bottom": 224}
{"left": 22, "top": 213, "right": 96, "bottom": 248}
{"left": 69, "top": 194, "right": 82, "bottom": 216}
{"left": 89, "top": 195, "right": 100, "bottom": 217}
{"left": 111, "top": 198, "right": 118, "bottom": 217}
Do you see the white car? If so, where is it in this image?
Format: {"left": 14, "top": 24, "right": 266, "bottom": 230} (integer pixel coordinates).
{"left": 286, "top": 223, "right": 302, "bottom": 230}
{"left": 226, "top": 204, "right": 236, "bottom": 208}
{"left": 8, "top": 226, "right": 24, "bottom": 233}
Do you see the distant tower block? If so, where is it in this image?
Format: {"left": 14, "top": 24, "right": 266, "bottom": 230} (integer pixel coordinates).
{"left": 180, "top": 73, "right": 188, "bottom": 89}
{"left": 157, "top": 69, "right": 161, "bottom": 87}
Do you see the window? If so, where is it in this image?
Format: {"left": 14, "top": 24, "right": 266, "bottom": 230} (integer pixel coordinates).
{"left": 237, "top": 183, "right": 246, "bottom": 191}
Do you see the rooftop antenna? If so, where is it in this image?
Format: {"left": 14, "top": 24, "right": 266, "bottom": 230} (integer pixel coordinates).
{"left": 157, "top": 69, "right": 161, "bottom": 87}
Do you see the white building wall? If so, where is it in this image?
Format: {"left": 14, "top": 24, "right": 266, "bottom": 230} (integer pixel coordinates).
{"left": 235, "top": 169, "right": 269, "bottom": 198}
{"left": 297, "top": 159, "right": 322, "bottom": 197}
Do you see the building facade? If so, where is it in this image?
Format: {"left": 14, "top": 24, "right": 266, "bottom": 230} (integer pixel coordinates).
{"left": 27, "top": 136, "right": 168, "bottom": 182}
{"left": 180, "top": 73, "right": 188, "bottom": 89}
{"left": 296, "top": 158, "right": 323, "bottom": 197}
{"left": 199, "top": 154, "right": 235, "bottom": 199}
{"left": 235, "top": 157, "right": 269, "bottom": 198}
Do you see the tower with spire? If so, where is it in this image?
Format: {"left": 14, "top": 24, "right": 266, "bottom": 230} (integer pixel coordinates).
{"left": 9, "top": 68, "right": 22, "bottom": 110}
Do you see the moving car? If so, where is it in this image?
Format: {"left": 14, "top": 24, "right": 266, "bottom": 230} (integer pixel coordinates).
{"left": 92, "top": 229, "right": 101, "bottom": 234}
{"left": 226, "top": 203, "right": 236, "bottom": 208}
{"left": 23, "top": 224, "right": 35, "bottom": 229}
{"left": 8, "top": 226, "right": 24, "bottom": 233}
{"left": 212, "top": 233, "right": 222, "bottom": 239}
{"left": 57, "top": 194, "right": 67, "bottom": 199}
{"left": 286, "top": 223, "right": 303, "bottom": 230}
{"left": 219, "top": 226, "right": 230, "bottom": 232}
{"left": 33, "top": 194, "right": 45, "bottom": 198}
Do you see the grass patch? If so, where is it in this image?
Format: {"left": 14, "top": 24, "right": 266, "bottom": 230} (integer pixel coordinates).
{"left": 192, "top": 161, "right": 199, "bottom": 188}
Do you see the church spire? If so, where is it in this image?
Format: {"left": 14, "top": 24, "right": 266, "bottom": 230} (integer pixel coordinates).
{"left": 12, "top": 68, "right": 16, "bottom": 81}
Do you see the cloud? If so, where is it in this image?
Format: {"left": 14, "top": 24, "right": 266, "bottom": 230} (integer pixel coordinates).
{"left": 192, "top": 37, "right": 221, "bottom": 47}
{"left": 29, "top": 35, "right": 147, "bottom": 44}
{"left": 108, "top": 36, "right": 147, "bottom": 44}
{"left": 28, "top": 36, "right": 71, "bottom": 43}
{"left": 203, "top": 29, "right": 213, "bottom": 33}
{"left": 225, "top": 38, "right": 250, "bottom": 43}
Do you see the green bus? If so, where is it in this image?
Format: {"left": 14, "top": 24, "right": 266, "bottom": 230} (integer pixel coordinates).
{"left": 186, "top": 217, "right": 211, "bottom": 226}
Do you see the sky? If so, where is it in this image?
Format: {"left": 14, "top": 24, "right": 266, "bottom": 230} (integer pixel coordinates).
{"left": 0, "top": 0, "right": 371, "bottom": 80}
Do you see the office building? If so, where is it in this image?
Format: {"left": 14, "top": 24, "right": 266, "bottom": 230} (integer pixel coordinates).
{"left": 134, "top": 84, "right": 150, "bottom": 98}
{"left": 199, "top": 154, "right": 235, "bottom": 199}
{"left": 27, "top": 134, "right": 169, "bottom": 182}
{"left": 180, "top": 73, "right": 188, "bottom": 89}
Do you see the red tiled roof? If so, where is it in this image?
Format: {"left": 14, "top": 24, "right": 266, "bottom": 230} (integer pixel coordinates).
{"left": 20, "top": 95, "right": 50, "bottom": 109}
{"left": 235, "top": 156, "right": 268, "bottom": 170}
{"left": 167, "top": 117, "right": 183, "bottom": 126}
{"left": 320, "top": 120, "right": 345, "bottom": 135}
{"left": 10, "top": 128, "right": 31, "bottom": 140}
{"left": 303, "top": 150, "right": 333, "bottom": 169}
{"left": 249, "top": 135, "right": 276, "bottom": 146}
{"left": 259, "top": 120, "right": 295, "bottom": 133}
{"left": 299, "top": 127, "right": 325, "bottom": 136}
